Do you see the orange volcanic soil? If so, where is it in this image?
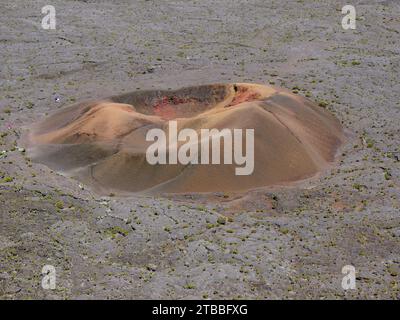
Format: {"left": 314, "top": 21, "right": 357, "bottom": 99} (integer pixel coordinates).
{"left": 25, "top": 83, "right": 345, "bottom": 194}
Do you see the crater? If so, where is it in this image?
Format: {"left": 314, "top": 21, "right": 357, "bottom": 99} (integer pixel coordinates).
{"left": 24, "top": 83, "right": 345, "bottom": 195}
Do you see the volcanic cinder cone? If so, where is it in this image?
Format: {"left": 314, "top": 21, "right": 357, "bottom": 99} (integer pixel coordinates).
{"left": 25, "top": 83, "right": 345, "bottom": 195}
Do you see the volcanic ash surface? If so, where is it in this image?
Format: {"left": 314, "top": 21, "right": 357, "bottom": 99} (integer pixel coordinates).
{"left": 25, "top": 83, "right": 345, "bottom": 194}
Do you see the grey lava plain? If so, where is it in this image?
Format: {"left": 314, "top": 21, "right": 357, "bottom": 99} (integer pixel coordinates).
{"left": 0, "top": 0, "right": 399, "bottom": 300}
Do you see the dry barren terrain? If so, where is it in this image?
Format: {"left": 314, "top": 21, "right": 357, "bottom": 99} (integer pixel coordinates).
{"left": 0, "top": 0, "right": 399, "bottom": 299}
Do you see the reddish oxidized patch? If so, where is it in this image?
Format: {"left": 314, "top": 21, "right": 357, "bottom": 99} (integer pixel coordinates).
{"left": 152, "top": 96, "right": 197, "bottom": 119}
{"left": 228, "top": 86, "right": 261, "bottom": 107}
